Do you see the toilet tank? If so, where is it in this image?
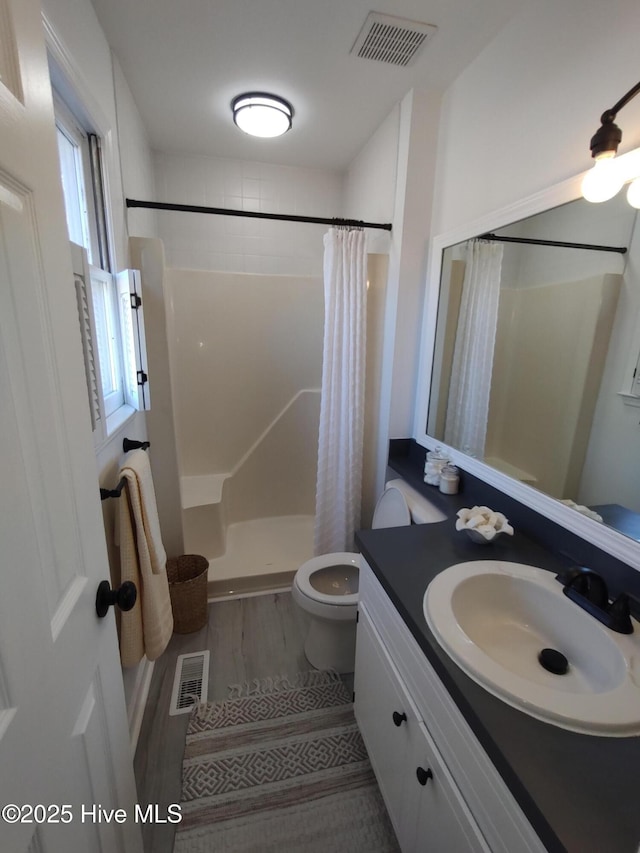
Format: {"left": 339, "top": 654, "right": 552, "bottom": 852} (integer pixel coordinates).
{"left": 384, "top": 478, "right": 447, "bottom": 524}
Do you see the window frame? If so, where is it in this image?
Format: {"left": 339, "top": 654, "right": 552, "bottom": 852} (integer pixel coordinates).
{"left": 89, "top": 263, "right": 126, "bottom": 419}
{"left": 53, "top": 92, "right": 103, "bottom": 267}
{"left": 51, "top": 70, "right": 149, "bottom": 447}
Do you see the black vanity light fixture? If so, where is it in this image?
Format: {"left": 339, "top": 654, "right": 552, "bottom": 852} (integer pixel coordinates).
{"left": 231, "top": 92, "right": 293, "bottom": 138}
{"left": 582, "top": 79, "right": 640, "bottom": 207}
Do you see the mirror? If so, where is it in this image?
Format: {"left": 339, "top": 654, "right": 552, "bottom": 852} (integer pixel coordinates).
{"left": 423, "top": 188, "right": 640, "bottom": 544}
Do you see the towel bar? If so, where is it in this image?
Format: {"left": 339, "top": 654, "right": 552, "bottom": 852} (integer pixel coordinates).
{"left": 100, "top": 438, "right": 150, "bottom": 500}
{"left": 123, "top": 437, "right": 150, "bottom": 453}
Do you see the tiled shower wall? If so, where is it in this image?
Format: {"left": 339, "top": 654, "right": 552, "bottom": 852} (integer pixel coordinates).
{"left": 154, "top": 152, "right": 344, "bottom": 275}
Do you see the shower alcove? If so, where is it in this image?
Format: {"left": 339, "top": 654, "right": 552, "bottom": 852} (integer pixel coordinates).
{"left": 170, "top": 265, "right": 323, "bottom": 596}
{"left": 132, "top": 238, "right": 387, "bottom": 598}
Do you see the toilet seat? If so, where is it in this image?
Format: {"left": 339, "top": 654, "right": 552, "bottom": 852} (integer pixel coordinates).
{"left": 294, "top": 552, "right": 359, "bottom": 608}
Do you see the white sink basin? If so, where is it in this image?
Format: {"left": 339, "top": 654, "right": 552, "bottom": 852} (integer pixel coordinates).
{"left": 424, "top": 560, "right": 640, "bottom": 736}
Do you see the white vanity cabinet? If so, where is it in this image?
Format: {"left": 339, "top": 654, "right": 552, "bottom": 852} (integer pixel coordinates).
{"left": 354, "top": 559, "right": 548, "bottom": 853}
{"left": 354, "top": 605, "right": 417, "bottom": 850}
{"left": 355, "top": 604, "right": 490, "bottom": 852}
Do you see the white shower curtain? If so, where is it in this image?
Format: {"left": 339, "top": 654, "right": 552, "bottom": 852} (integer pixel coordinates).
{"left": 314, "top": 227, "right": 367, "bottom": 555}
{"left": 444, "top": 239, "right": 503, "bottom": 458}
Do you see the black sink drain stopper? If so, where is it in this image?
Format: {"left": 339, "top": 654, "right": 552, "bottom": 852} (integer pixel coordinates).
{"left": 538, "top": 648, "right": 569, "bottom": 675}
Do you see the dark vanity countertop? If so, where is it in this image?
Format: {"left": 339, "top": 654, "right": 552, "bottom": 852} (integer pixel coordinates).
{"left": 355, "top": 518, "right": 640, "bottom": 853}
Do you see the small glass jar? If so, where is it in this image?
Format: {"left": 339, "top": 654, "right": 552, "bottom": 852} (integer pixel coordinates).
{"left": 439, "top": 464, "right": 460, "bottom": 495}
{"left": 424, "top": 448, "right": 448, "bottom": 486}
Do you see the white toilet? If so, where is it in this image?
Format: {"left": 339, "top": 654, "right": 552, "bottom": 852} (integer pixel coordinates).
{"left": 292, "top": 479, "right": 446, "bottom": 673}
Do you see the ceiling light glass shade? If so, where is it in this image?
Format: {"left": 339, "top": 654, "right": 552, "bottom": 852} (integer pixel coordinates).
{"left": 232, "top": 93, "right": 293, "bottom": 138}
{"left": 581, "top": 157, "right": 625, "bottom": 203}
{"left": 627, "top": 177, "right": 640, "bottom": 209}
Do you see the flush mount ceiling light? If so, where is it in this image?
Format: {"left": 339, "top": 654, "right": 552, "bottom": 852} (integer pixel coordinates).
{"left": 231, "top": 92, "right": 293, "bottom": 138}
{"left": 582, "top": 80, "right": 640, "bottom": 207}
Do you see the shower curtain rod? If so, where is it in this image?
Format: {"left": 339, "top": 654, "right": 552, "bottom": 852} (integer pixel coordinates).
{"left": 479, "top": 232, "right": 627, "bottom": 254}
{"left": 126, "top": 198, "right": 393, "bottom": 231}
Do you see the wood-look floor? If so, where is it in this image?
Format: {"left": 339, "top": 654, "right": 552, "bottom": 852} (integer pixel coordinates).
{"left": 133, "top": 591, "right": 352, "bottom": 853}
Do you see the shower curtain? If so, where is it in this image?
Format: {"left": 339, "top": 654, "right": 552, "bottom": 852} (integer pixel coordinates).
{"left": 444, "top": 239, "right": 503, "bottom": 458}
{"left": 314, "top": 227, "right": 367, "bottom": 554}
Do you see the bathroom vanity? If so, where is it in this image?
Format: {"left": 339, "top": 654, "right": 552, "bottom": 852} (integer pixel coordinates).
{"left": 354, "top": 452, "right": 640, "bottom": 853}
{"left": 354, "top": 141, "right": 640, "bottom": 851}
{"left": 355, "top": 557, "right": 539, "bottom": 852}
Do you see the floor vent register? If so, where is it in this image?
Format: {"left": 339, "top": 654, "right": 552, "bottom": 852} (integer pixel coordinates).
{"left": 169, "top": 651, "right": 210, "bottom": 715}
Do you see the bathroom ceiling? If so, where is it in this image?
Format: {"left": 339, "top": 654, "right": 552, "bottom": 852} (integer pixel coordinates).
{"left": 89, "top": 0, "right": 527, "bottom": 171}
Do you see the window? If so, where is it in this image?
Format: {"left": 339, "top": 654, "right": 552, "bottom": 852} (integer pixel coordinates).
{"left": 53, "top": 93, "right": 108, "bottom": 269}
{"left": 54, "top": 90, "right": 149, "bottom": 443}
{"left": 90, "top": 264, "right": 124, "bottom": 417}
{"left": 56, "top": 120, "right": 92, "bottom": 252}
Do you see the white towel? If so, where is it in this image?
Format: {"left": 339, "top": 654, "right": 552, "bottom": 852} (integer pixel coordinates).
{"left": 120, "top": 449, "right": 166, "bottom": 574}
{"left": 116, "top": 450, "right": 173, "bottom": 666}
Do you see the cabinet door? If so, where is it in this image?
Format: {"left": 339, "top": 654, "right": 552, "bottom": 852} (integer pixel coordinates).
{"left": 354, "top": 604, "right": 421, "bottom": 851}
{"left": 408, "top": 719, "right": 490, "bottom": 853}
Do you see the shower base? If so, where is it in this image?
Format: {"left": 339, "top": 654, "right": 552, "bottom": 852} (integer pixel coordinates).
{"left": 207, "top": 514, "right": 314, "bottom": 598}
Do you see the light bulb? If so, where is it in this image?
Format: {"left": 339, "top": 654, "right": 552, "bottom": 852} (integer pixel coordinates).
{"left": 232, "top": 94, "right": 292, "bottom": 138}
{"left": 581, "top": 157, "right": 624, "bottom": 203}
{"left": 627, "top": 177, "right": 640, "bottom": 209}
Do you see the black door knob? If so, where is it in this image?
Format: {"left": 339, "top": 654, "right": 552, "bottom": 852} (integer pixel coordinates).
{"left": 416, "top": 766, "right": 433, "bottom": 786}
{"left": 392, "top": 711, "right": 407, "bottom": 727}
{"left": 96, "top": 580, "right": 137, "bottom": 618}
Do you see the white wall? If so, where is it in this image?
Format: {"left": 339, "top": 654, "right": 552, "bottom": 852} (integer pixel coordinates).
{"left": 154, "top": 153, "right": 342, "bottom": 275}
{"left": 344, "top": 89, "right": 441, "bottom": 497}
{"left": 343, "top": 105, "right": 398, "bottom": 254}
{"left": 113, "top": 59, "right": 158, "bottom": 240}
{"left": 388, "top": 89, "right": 441, "bottom": 440}
{"left": 42, "top": 0, "right": 158, "bottom": 726}
{"left": 416, "top": 0, "right": 640, "bottom": 539}
{"left": 431, "top": 0, "right": 640, "bottom": 237}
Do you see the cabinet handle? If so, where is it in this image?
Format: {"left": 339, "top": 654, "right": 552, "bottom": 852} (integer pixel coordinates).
{"left": 392, "top": 711, "right": 407, "bottom": 727}
{"left": 416, "top": 766, "right": 434, "bottom": 786}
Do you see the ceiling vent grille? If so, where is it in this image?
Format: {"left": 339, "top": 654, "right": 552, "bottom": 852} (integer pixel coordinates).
{"left": 350, "top": 12, "right": 437, "bottom": 67}
{"left": 169, "top": 651, "right": 209, "bottom": 715}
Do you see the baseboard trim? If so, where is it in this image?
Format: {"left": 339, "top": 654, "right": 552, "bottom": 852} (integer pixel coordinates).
{"left": 129, "top": 657, "right": 155, "bottom": 755}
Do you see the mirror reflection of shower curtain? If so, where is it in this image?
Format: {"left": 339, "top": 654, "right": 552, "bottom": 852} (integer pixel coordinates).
{"left": 444, "top": 239, "right": 503, "bottom": 458}
{"left": 314, "top": 227, "right": 367, "bottom": 554}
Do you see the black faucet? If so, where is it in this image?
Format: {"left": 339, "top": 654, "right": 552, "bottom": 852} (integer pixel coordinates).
{"left": 557, "top": 567, "right": 635, "bottom": 634}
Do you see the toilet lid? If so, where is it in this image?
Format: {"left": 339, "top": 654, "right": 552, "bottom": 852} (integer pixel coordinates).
{"left": 372, "top": 486, "right": 411, "bottom": 529}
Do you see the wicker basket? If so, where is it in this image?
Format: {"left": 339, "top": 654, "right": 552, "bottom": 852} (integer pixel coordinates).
{"left": 166, "top": 554, "right": 209, "bottom": 634}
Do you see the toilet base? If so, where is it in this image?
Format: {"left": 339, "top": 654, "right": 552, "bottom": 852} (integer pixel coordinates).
{"left": 303, "top": 616, "right": 357, "bottom": 674}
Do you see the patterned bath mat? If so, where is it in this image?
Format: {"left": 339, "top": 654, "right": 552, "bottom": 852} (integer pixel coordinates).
{"left": 173, "top": 670, "right": 400, "bottom": 853}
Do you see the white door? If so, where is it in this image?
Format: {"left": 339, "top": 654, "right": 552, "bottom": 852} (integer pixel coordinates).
{"left": 0, "top": 1, "right": 143, "bottom": 851}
